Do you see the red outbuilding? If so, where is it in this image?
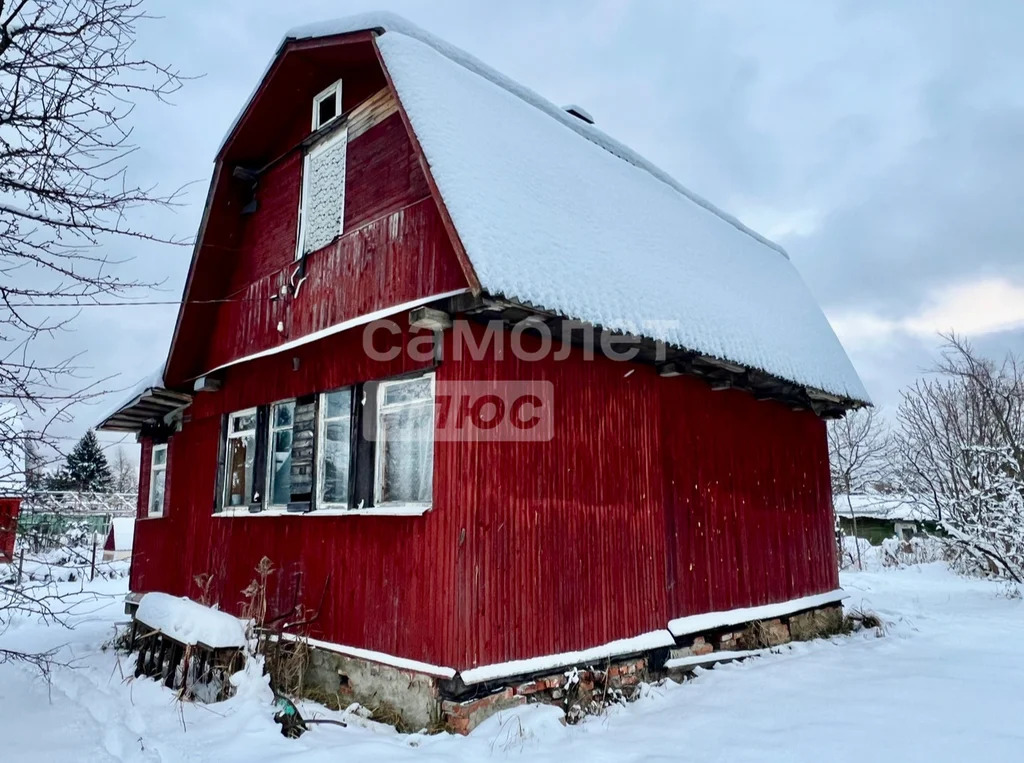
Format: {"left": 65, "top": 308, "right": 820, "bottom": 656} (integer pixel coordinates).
{"left": 100, "top": 13, "right": 868, "bottom": 729}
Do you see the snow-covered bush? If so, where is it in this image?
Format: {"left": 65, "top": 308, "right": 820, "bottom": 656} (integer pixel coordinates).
{"left": 894, "top": 335, "right": 1024, "bottom": 583}
{"left": 840, "top": 534, "right": 945, "bottom": 572}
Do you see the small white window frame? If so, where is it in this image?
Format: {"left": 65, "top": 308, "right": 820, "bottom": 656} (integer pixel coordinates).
{"left": 295, "top": 126, "right": 348, "bottom": 261}
{"left": 311, "top": 79, "right": 343, "bottom": 131}
{"left": 316, "top": 388, "right": 354, "bottom": 509}
{"left": 223, "top": 407, "right": 258, "bottom": 509}
{"left": 373, "top": 373, "right": 435, "bottom": 508}
{"left": 148, "top": 443, "right": 168, "bottom": 519}
{"left": 266, "top": 399, "right": 296, "bottom": 509}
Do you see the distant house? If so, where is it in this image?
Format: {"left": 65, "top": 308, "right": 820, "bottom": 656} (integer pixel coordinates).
{"left": 0, "top": 499, "right": 18, "bottom": 563}
{"left": 103, "top": 517, "right": 135, "bottom": 562}
{"left": 99, "top": 13, "right": 868, "bottom": 730}
{"left": 0, "top": 403, "right": 23, "bottom": 561}
{"left": 834, "top": 494, "right": 939, "bottom": 544}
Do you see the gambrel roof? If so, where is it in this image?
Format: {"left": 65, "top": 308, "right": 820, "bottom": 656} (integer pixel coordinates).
{"left": 178, "top": 13, "right": 871, "bottom": 410}
{"left": 258, "top": 13, "right": 869, "bottom": 404}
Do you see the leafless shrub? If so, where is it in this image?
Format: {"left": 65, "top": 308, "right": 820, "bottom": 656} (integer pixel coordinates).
{"left": 828, "top": 408, "right": 892, "bottom": 570}
{"left": 845, "top": 607, "right": 885, "bottom": 636}
{"left": 894, "top": 334, "right": 1024, "bottom": 582}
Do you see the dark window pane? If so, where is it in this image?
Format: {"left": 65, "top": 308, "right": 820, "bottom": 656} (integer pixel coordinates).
{"left": 231, "top": 412, "right": 256, "bottom": 434}
{"left": 318, "top": 94, "right": 336, "bottom": 127}
{"left": 321, "top": 420, "right": 351, "bottom": 505}
{"left": 274, "top": 401, "right": 295, "bottom": 428}
{"left": 225, "top": 434, "right": 254, "bottom": 507}
{"left": 269, "top": 429, "right": 293, "bottom": 505}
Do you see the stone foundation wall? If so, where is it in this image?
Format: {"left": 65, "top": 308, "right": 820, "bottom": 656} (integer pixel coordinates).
{"left": 300, "top": 648, "right": 443, "bottom": 731}
{"left": 281, "top": 601, "right": 847, "bottom": 735}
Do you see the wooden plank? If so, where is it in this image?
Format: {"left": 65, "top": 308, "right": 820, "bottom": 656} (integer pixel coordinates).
{"left": 347, "top": 88, "right": 399, "bottom": 141}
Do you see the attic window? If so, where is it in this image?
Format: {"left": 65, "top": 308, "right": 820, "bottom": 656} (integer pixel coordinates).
{"left": 312, "top": 79, "right": 342, "bottom": 131}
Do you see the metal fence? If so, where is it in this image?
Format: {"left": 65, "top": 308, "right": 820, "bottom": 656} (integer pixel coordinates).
{"left": 21, "top": 491, "right": 136, "bottom": 516}
{"left": 14, "top": 491, "right": 136, "bottom": 552}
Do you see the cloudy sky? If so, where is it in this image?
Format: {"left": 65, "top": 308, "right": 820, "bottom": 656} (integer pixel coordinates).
{"left": 58, "top": 0, "right": 1024, "bottom": 458}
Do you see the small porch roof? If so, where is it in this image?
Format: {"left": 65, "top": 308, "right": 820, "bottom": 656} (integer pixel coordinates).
{"left": 97, "top": 367, "right": 192, "bottom": 433}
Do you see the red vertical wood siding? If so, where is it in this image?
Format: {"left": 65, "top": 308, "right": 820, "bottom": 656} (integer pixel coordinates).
{"left": 659, "top": 377, "right": 838, "bottom": 620}
{"left": 433, "top": 330, "right": 669, "bottom": 668}
{"left": 344, "top": 113, "right": 431, "bottom": 232}
{"left": 131, "top": 319, "right": 452, "bottom": 663}
{"left": 168, "top": 45, "right": 440, "bottom": 387}
{"left": 224, "top": 113, "right": 429, "bottom": 296}
{"left": 131, "top": 321, "right": 837, "bottom": 671}
{"left": 202, "top": 197, "right": 465, "bottom": 373}
{"left": 137, "top": 438, "right": 151, "bottom": 518}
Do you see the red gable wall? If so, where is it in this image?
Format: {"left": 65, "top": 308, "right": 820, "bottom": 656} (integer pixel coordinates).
{"left": 165, "top": 37, "right": 465, "bottom": 386}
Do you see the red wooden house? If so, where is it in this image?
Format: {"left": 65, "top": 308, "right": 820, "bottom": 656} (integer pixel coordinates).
{"left": 101, "top": 13, "right": 868, "bottom": 729}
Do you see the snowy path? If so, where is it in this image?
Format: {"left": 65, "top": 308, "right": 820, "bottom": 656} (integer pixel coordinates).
{"left": 1, "top": 564, "right": 1022, "bottom": 761}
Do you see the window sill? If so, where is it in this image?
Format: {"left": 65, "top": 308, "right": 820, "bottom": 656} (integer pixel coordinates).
{"left": 214, "top": 505, "right": 432, "bottom": 518}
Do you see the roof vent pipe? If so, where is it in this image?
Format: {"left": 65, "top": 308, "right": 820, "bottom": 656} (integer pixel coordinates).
{"left": 562, "top": 104, "right": 595, "bottom": 124}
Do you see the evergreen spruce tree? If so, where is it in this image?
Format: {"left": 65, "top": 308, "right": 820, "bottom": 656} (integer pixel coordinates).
{"left": 64, "top": 430, "right": 114, "bottom": 492}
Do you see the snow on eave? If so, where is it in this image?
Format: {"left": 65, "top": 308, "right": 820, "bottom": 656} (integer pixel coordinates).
{"left": 97, "top": 366, "right": 166, "bottom": 426}
{"left": 275, "top": 632, "right": 457, "bottom": 679}
{"left": 219, "top": 12, "right": 788, "bottom": 259}
{"left": 199, "top": 288, "right": 469, "bottom": 379}
{"left": 459, "top": 630, "right": 676, "bottom": 686}
{"left": 667, "top": 589, "right": 847, "bottom": 637}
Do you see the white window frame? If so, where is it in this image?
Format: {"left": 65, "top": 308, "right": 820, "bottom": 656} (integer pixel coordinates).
{"left": 223, "top": 407, "right": 258, "bottom": 510}
{"left": 316, "top": 387, "right": 354, "bottom": 509}
{"left": 311, "top": 79, "right": 342, "bottom": 131}
{"left": 373, "top": 373, "right": 435, "bottom": 508}
{"left": 295, "top": 126, "right": 348, "bottom": 261}
{"left": 266, "top": 399, "right": 296, "bottom": 508}
{"left": 147, "top": 443, "right": 168, "bottom": 519}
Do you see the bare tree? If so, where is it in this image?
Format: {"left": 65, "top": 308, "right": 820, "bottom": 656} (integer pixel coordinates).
{"left": 111, "top": 445, "right": 137, "bottom": 493}
{"left": 828, "top": 407, "right": 891, "bottom": 569}
{"left": 0, "top": 0, "right": 182, "bottom": 670}
{"left": 894, "top": 334, "right": 1024, "bottom": 581}
{"left": 0, "top": 0, "right": 184, "bottom": 462}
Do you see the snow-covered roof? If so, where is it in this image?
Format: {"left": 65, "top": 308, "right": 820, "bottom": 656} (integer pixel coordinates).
{"left": 109, "top": 517, "right": 135, "bottom": 551}
{"left": 225, "top": 13, "right": 869, "bottom": 403}
{"left": 834, "top": 494, "right": 933, "bottom": 522}
{"left": 97, "top": 366, "right": 192, "bottom": 432}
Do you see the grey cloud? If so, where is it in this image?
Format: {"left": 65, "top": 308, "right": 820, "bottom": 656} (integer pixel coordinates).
{"left": 20, "top": 0, "right": 1019, "bottom": 451}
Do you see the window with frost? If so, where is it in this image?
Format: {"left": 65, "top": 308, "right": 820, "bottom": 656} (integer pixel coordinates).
{"left": 268, "top": 400, "right": 295, "bottom": 506}
{"left": 374, "top": 374, "right": 435, "bottom": 506}
{"left": 148, "top": 443, "right": 167, "bottom": 518}
{"left": 297, "top": 82, "right": 346, "bottom": 259}
{"left": 224, "top": 409, "right": 257, "bottom": 509}
{"left": 317, "top": 387, "right": 353, "bottom": 507}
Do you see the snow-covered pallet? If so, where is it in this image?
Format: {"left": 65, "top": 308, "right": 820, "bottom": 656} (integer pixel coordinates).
{"left": 130, "top": 593, "right": 248, "bottom": 702}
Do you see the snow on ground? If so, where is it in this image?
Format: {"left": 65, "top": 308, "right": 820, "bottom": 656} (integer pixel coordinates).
{"left": 1, "top": 563, "right": 1022, "bottom": 761}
